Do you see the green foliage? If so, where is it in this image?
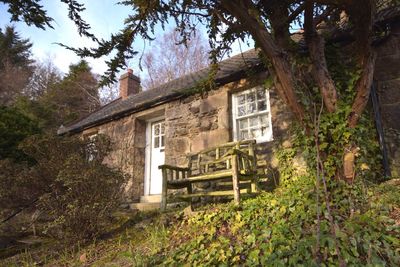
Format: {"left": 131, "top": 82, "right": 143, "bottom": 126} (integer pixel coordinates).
{"left": 14, "top": 59, "right": 100, "bottom": 132}
{"left": 0, "top": 25, "right": 33, "bottom": 67}
{"left": 0, "top": 106, "right": 40, "bottom": 162}
{"left": 1, "top": 0, "right": 53, "bottom": 29}
{"left": 45, "top": 60, "right": 100, "bottom": 126}
{"left": 289, "top": 43, "right": 384, "bottom": 183}
{"left": 151, "top": 177, "right": 399, "bottom": 266}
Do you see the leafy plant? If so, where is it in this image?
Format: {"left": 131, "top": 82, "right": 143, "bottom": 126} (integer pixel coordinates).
{"left": 0, "top": 106, "right": 40, "bottom": 162}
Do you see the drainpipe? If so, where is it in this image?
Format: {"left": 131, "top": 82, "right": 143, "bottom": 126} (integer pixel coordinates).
{"left": 370, "top": 83, "right": 391, "bottom": 178}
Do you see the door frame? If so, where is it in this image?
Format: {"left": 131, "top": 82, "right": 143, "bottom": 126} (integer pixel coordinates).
{"left": 144, "top": 116, "right": 165, "bottom": 196}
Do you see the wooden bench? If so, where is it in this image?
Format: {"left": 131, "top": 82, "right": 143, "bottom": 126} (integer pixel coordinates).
{"left": 158, "top": 140, "right": 258, "bottom": 211}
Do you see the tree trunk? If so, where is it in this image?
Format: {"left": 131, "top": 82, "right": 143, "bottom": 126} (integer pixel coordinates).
{"left": 348, "top": 51, "right": 377, "bottom": 128}
{"left": 308, "top": 35, "right": 338, "bottom": 113}
{"left": 304, "top": 1, "right": 338, "bottom": 113}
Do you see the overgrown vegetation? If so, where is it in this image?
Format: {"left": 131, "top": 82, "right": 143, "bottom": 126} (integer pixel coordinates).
{"left": 0, "top": 24, "right": 127, "bottom": 246}
{"left": 0, "top": 135, "right": 127, "bottom": 242}
{"left": 2, "top": 162, "right": 398, "bottom": 266}
{"left": 2, "top": 99, "right": 399, "bottom": 265}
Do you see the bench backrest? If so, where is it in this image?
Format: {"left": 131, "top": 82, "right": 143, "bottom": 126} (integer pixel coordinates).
{"left": 187, "top": 140, "right": 256, "bottom": 176}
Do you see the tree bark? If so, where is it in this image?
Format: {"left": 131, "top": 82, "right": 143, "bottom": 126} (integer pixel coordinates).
{"left": 304, "top": 1, "right": 338, "bottom": 113}
{"left": 348, "top": 51, "right": 377, "bottom": 128}
{"left": 308, "top": 35, "right": 338, "bottom": 113}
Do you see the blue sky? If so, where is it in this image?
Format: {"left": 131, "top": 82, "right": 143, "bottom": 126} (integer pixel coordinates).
{"left": 0, "top": 0, "right": 253, "bottom": 78}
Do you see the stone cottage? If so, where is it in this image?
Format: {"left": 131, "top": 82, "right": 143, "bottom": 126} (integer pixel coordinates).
{"left": 59, "top": 19, "right": 400, "bottom": 208}
{"left": 58, "top": 49, "right": 293, "bottom": 208}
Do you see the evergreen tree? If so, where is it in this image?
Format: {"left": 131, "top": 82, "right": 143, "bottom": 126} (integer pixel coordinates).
{"left": 45, "top": 60, "right": 100, "bottom": 127}
{"left": 0, "top": 26, "right": 34, "bottom": 105}
{"left": 0, "top": 25, "right": 33, "bottom": 67}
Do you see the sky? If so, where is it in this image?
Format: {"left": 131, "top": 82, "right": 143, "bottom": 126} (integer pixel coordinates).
{"left": 0, "top": 0, "right": 253, "bottom": 79}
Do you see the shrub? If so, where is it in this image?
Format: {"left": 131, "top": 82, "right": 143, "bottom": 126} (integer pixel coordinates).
{"left": 22, "top": 134, "right": 127, "bottom": 241}
{"left": 0, "top": 106, "right": 40, "bottom": 162}
{"left": 0, "top": 134, "right": 127, "bottom": 241}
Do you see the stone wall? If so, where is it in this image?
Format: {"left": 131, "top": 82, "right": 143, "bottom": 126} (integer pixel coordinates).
{"left": 375, "top": 21, "right": 400, "bottom": 177}
{"left": 82, "top": 113, "right": 147, "bottom": 202}
{"left": 164, "top": 72, "right": 294, "bottom": 182}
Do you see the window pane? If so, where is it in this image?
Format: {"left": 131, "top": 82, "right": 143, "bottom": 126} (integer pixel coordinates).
{"left": 154, "top": 137, "right": 159, "bottom": 148}
{"left": 247, "top": 92, "right": 255, "bottom": 102}
{"left": 261, "top": 126, "right": 268, "bottom": 135}
{"left": 249, "top": 117, "right": 258, "bottom": 127}
{"left": 250, "top": 128, "right": 261, "bottom": 139}
{"left": 257, "top": 88, "right": 266, "bottom": 100}
{"left": 237, "top": 95, "right": 245, "bottom": 105}
{"left": 161, "top": 123, "right": 165, "bottom": 135}
{"left": 154, "top": 124, "right": 160, "bottom": 136}
{"left": 240, "top": 130, "right": 249, "bottom": 140}
{"left": 260, "top": 114, "right": 268, "bottom": 126}
{"left": 238, "top": 105, "right": 246, "bottom": 117}
{"left": 161, "top": 136, "right": 165, "bottom": 147}
{"left": 258, "top": 100, "right": 267, "bottom": 111}
{"left": 239, "top": 119, "right": 248, "bottom": 129}
{"left": 247, "top": 103, "right": 256, "bottom": 114}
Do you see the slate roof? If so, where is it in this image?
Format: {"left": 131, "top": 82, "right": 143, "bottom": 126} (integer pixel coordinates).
{"left": 58, "top": 49, "right": 263, "bottom": 134}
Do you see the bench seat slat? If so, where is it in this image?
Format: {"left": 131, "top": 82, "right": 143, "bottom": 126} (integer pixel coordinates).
{"left": 170, "top": 188, "right": 251, "bottom": 200}
{"left": 168, "top": 170, "right": 232, "bottom": 185}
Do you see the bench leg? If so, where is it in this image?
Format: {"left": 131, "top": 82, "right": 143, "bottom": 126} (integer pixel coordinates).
{"left": 232, "top": 154, "right": 240, "bottom": 205}
{"left": 161, "top": 170, "right": 168, "bottom": 212}
{"left": 251, "top": 176, "right": 258, "bottom": 193}
{"left": 187, "top": 183, "right": 193, "bottom": 207}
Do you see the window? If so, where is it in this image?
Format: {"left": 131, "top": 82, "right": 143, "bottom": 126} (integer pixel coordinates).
{"left": 86, "top": 133, "right": 98, "bottom": 161}
{"left": 232, "top": 86, "right": 273, "bottom": 143}
{"left": 152, "top": 121, "right": 165, "bottom": 149}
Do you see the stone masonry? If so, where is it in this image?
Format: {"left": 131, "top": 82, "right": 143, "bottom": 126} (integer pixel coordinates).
{"left": 375, "top": 21, "right": 400, "bottom": 177}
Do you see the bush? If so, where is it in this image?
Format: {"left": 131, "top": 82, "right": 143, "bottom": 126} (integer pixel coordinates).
{"left": 0, "top": 134, "right": 127, "bottom": 241}
{"left": 0, "top": 159, "right": 42, "bottom": 213}
{"left": 0, "top": 106, "right": 40, "bottom": 162}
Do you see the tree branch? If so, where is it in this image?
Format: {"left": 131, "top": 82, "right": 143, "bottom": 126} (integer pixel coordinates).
{"left": 348, "top": 51, "right": 377, "bottom": 127}
{"left": 305, "top": 0, "right": 338, "bottom": 113}
{"left": 287, "top": 2, "right": 307, "bottom": 24}
{"left": 314, "top": 6, "right": 335, "bottom": 26}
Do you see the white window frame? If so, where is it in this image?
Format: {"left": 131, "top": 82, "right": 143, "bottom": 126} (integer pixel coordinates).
{"left": 232, "top": 86, "right": 273, "bottom": 143}
{"left": 86, "top": 133, "right": 98, "bottom": 161}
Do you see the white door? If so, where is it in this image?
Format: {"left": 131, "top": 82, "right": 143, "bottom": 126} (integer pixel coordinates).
{"left": 149, "top": 120, "right": 165, "bottom": 195}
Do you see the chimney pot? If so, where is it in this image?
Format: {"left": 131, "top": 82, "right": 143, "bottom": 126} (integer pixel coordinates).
{"left": 119, "top": 69, "right": 140, "bottom": 99}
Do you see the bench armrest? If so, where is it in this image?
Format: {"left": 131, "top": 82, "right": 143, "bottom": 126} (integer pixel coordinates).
{"left": 158, "top": 164, "right": 190, "bottom": 171}
{"left": 232, "top": 149, "right": 255, "bottom": 161}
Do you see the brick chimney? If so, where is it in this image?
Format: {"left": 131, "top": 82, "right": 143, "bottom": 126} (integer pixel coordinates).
{"left": 119, "top": 68, "right": 141, "bottom": 99}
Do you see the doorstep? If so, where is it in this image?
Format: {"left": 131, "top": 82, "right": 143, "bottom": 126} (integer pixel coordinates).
{"left": 129, "top": 194, "right": 161, "bottom": 211}
{"left": 129, "top": 202, "right": 160, "bottom": 211}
